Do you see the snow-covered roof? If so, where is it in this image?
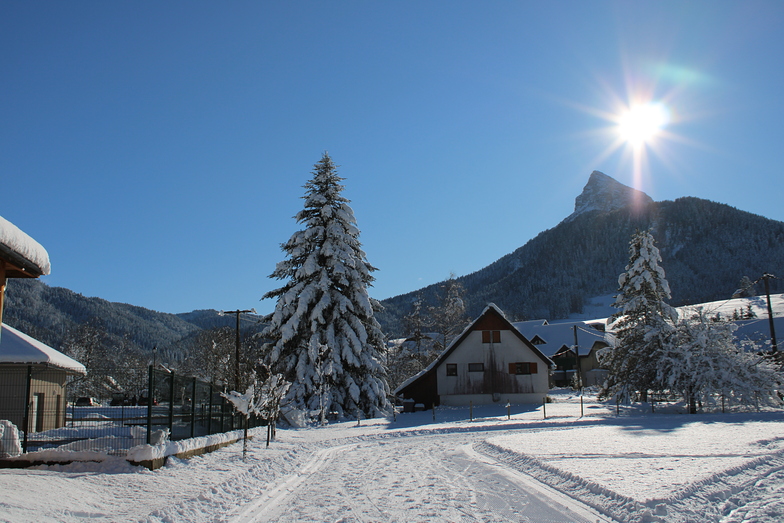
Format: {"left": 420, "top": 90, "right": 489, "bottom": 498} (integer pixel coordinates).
{"left": 0, "top": 323, "right": 85, "bottom": 373}
{"left": 512, "top": 319, "right": 613, "bottom": 358}
{"left": 0, "top": 215, "right": 51, "bottom": 277}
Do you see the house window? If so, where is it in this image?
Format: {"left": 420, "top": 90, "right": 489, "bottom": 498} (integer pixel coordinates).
{"left": 446, "top": 363, "right": 457, "bottom": 376}
{"left": 481, "top": 330, "right": 501, "bottom": 343}
{"left": 530, "top": 335, "right": 546, "bottom": 345}
{"left": 468, "top": 362, "right": 484, "bottom": 372}
{"left": 508, "top": 362, "right": 538, "bottom": 375}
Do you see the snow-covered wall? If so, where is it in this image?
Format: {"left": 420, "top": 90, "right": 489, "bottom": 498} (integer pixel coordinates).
{"left": 437, "top": 330, "right": 549, "bottom": 405}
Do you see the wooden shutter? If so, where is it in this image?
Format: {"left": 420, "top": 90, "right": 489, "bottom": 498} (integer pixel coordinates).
{"left": 530, "top": 362, "right": 538, "bottom": 374}
{"left": 482, "top": 331, "right": 491, "bottom": 343}
{"left": 508, "top": 362, "right": 516, "bottom": 374}
{"left": 492, "top": 330, "right": 501, "bottom": 343}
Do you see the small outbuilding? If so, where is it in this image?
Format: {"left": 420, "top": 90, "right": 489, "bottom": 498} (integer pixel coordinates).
{"left": 395, "top": 304, "right": 554, "bottom": 407}
{"left": 0, "top": 323, "right": 85, "bottom": 433}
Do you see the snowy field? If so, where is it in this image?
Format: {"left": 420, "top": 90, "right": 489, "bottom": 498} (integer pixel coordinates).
{"left": 1, "top": 391, "right": 783, "bottom": 523}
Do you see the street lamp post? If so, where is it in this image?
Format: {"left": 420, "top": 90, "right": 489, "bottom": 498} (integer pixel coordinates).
{"left": 220, "top": 308, "right": 256, "bottom": 392}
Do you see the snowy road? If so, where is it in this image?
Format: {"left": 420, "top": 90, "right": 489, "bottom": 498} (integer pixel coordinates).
{"left": 5, "top": 398, "right": 783, "bottom": 522}
{"left": 226, "top": 433, "right": 608, "bottom": 523}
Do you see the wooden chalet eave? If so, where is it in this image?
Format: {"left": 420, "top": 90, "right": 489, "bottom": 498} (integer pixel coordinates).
{"left": 0, "top": 256, "right": 45, "bottom": 329}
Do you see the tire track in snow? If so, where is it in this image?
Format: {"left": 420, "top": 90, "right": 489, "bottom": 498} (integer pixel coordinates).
{"left": 230, "top": 433, "right": 609, "bottom": 522}
{"left": 225, "top": 443, "right": 357, "bottom": 523}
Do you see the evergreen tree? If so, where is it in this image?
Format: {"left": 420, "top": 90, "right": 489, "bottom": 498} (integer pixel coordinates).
{"left": 262, "top": 153, "right": 389, "bottom": 418}
{"left": 600, "top": 230, "right": 678, "bottom": 401}
{"left": 732, "top": 276, "right": 757, "bottom": 299}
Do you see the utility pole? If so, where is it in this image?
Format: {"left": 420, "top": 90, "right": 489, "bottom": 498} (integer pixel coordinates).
{"left": 573, "top": 325, "right": 582, "bottom": 392}
{"left": 221, "top": 308, "right": 256, "bottom": 392}
{"left": 760, "top": 273, "right": 778, "bottom": 354}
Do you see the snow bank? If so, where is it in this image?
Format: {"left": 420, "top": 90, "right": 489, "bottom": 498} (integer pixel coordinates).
{"left": 125, "top": 427, "right": 260, "bottom": 463}
{"left": 0, "top": 420, "right": 21, "bottom": 458}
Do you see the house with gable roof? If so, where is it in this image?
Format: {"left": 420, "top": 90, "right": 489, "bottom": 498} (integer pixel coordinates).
{"left": 512, "top": 319, "right": 614, "bottom": 387}
{"left": 395, "top": 304, "right": 553, "bottom": 407}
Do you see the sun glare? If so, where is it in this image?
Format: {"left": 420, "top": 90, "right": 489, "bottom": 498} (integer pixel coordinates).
{"left": 617, "top": 102, "right": 669, "bottom": 147}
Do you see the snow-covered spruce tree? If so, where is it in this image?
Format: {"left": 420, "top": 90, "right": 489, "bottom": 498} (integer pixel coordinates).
{"left": 261, "top": 153, "right": 390, "bottom": 418}
{"left": 658, "top": 308, "right": 781, "bottom": 413}
{"left": 600, "top": 230, "right": 678, "bottom": 402}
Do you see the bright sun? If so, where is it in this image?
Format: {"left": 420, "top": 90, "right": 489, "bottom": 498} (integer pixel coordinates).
{"left": 617, "top": 102, "right": 669, "bottom": 147}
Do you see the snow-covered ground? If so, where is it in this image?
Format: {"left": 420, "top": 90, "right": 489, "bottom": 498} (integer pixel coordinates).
{"left": 2, "top": 390, "right": 783, "bottom": 523}
{"left": 569, "top": 293, "right": 784, "bottom": 324}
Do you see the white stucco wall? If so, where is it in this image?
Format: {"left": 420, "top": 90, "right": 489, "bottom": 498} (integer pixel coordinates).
{"left": 436, "top": 330, "right": 549, "bottom": 405}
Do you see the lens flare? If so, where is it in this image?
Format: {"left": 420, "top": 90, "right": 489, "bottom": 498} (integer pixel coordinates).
{"left": 617, "top": 102, "right": 669, "bottom": 147}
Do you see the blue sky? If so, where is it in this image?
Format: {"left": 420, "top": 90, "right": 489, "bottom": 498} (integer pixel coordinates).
{"left": 2, "top": 1, "right": 783, "bottom": 316}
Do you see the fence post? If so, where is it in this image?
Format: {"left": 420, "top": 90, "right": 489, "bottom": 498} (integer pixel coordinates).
{"left": 542, "top": 397, "right": 546, "bottom": 420}
{"left": 469, "top": 401, "right": 473, "bottom": 422}
{"left": 580, "top": 395, "right": 584, "bottom": 418}
{"left": 22, "top": 365, "right": 32, "bottom": 453}
{"left": 146, "top": 365, "right": 154, "bottom": 444}
{"left": 190, "top": 377, "right": 197, "bottom": 439}
{"left": 220, "top": 394, "right": 225, "bottom": 432}
{"left": 168, "top": 371, "right": 175, "bottom": 436}
{"left": 207, "top": 383, "right": 213, "bottom": 434}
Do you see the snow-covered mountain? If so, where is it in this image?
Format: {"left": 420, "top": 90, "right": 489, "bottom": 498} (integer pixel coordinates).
{"left": 379, "top": 171, "right": 784, "bottom": 334}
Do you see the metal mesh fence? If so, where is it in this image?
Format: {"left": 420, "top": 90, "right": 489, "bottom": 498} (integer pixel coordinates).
{"left": 0, "top": 365, "right": 263, "bottom": 457}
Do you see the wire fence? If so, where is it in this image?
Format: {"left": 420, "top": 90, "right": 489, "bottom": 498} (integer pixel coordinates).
{"left": 0, "top": 365, "right": 264, "bottom": 457}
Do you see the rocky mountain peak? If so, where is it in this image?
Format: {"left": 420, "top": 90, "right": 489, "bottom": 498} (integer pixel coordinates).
{"left": 567, "top": 171, "right": 653, "bottom": 220}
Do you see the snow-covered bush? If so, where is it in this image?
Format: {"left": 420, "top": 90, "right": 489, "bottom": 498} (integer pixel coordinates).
{"left": 658, "top": 308, "right": 781, "bottom": 412}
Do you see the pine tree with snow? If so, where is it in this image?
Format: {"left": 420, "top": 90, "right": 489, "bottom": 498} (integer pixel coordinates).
{"left": 658, "top": 308, "right": 781, "bottom": 413}
{"left": 261, "top": 153, "right": 390, "bottom": 418}
{"left": 600, "top": 230, "right": 678, "bottom": 402}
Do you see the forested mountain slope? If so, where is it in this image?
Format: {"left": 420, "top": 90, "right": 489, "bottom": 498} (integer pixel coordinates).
{"left": 377, "top": 172, "right": 784, "bottom": 334}
{"left": 2, "top": 278, "right": 226, "bottom": 353}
